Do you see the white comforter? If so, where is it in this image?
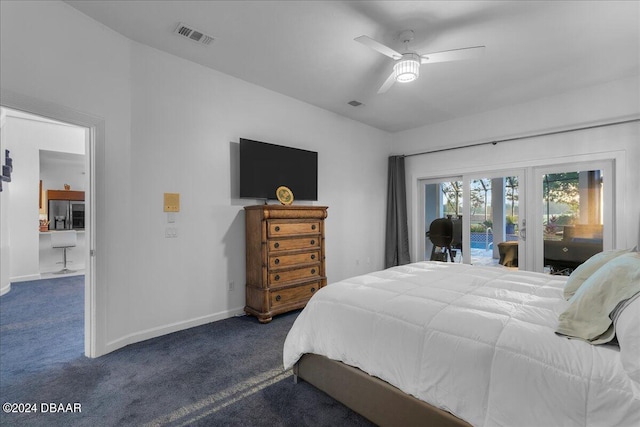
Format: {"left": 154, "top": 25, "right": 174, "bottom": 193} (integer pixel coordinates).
{"left": 283, "top": 262, "right": 640, "bottom": 427}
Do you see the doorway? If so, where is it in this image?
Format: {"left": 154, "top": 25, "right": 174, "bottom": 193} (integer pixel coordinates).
{"left": 0, "top": 96, "right": 97, "bottom": 357}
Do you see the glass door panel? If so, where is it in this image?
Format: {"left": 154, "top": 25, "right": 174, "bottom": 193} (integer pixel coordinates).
{"left": 542, "top": 169, "right": 604, "bottom": 274}
{"left": 422, "top": 178, "right": 463, "bottom": 262}
{"left": 463, "top": 172, "right": 524, "bottom": 269}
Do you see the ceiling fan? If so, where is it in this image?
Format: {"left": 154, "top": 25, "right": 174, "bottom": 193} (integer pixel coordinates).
{"left": 355, "top": 30, "right": 485, "bottom": 93}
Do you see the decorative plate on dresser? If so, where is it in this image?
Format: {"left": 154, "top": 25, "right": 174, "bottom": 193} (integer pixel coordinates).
{"left": 244, "top": 205, "right": 328, "bottom": 323}
{"left": 276, "top": 186, "right": 294, "bottom": 205}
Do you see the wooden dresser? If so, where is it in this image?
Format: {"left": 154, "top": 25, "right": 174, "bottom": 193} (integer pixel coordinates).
{"left": 244, "top": 204, "right": 328, "bottom": 323}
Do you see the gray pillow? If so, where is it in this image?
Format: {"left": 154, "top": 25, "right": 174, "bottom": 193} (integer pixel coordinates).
{"left": 563, "top": 248, "right": 633, "bottom": 300}
{"left": 557, "top": 252, "right": 640, "bottom": 344}
{"left": 614, "top": 292, "right": 640, "bottom": 385}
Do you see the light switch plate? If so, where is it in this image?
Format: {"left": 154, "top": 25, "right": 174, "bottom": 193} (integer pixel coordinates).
{"left": 164, "top": 193, "right": 180, "bottom": 212}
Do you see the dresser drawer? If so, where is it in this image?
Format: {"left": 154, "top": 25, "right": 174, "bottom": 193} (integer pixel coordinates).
{"left": 268, "top": 221, "right": 320, "bottom": 237}
{"left": 269, "top": 251, "right": 320, "bottom": 268}
{"left": 269, "top": 236, "right": 320, "bottom": 252}
{"left": 269, "top": 265, "right": 320, "bottom": 284}
{"left": 270, "top": 283, "right": 319, "bottom": 308}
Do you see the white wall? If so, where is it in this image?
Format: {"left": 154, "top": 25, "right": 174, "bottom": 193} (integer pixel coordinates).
{"left": 393, "top": 76, "right": 640, "bottom": 262}
{"left": 40, "top": 154, "right": 86, "bottom": 193}
{"left": 3, "top": 115, "right": 85, "bottom": 281}
{"left": 0, "top": 1, "right": 391, "bottom": 356}
{"left": 122, "top": 42, "right": 390, "bottom": 346}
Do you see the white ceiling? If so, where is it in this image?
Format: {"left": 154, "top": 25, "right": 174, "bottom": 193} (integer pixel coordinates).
{"left": 40, "top": 149, "right": 85, "bottom": 171}
{"left": 65, "top": 1, "right": 639, "bottom": 133}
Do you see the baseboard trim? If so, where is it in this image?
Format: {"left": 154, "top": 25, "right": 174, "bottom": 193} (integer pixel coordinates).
{"left": 0, "top": 282, "right": 10, "bottom": 296}
{"left": 103, "top": 306, "right": 246, "bottom": 356}
{"left": 9, "top": 274, "right": 41, "bottom": 283}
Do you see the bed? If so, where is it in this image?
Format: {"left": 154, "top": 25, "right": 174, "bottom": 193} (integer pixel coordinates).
{"left": 283, "top": 260, "right": 640, "bottom": 427}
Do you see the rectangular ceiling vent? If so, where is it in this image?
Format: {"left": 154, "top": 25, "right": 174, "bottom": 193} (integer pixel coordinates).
{"left": 174, "top": 22, "right": 214, "bottom": 45}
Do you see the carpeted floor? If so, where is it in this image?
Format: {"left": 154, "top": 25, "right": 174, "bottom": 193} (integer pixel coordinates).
{"left": 0, "top": 277, "right": 373, "bottom": 426}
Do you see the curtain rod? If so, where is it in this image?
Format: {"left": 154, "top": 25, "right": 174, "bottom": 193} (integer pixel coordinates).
{"left": 402, "top": 117, "right": 640, "bottom": 158}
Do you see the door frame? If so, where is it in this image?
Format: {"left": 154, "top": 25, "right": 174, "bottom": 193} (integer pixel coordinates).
{"left": 1, "top": 89, "right": 101, "bottom": 357}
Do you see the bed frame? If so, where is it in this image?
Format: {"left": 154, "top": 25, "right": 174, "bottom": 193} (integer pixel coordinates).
{"left": 293, "top": 353, "right": 470, "bottom": 427}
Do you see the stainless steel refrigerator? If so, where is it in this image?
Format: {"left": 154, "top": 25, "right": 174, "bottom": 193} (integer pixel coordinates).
{"left": 48, "top": 200, "right": 85, "bottom": 230}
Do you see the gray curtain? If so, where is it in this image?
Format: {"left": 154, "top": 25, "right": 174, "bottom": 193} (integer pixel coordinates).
{"left": 385, "top": 156, "right": 410, "bottom": 268}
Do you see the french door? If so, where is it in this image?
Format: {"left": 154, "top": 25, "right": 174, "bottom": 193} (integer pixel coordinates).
{"left": 420, "top": 169, "right": 526, "bottom": 270}
{"left": 531, "top": 160, "right": 613, "bottom": 273}
{"left": 462, "top": 169, "right": 526, "bottom": 269}
{"left": 420, "top": 160, "right": 614, "bottom": 274}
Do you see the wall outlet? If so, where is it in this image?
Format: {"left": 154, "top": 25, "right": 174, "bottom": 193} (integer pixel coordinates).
{"left": 165, "top": 227, "right": 178, "bottom": 238}
{"left": 228, "top": 281, "right": 235, "bottom": 292}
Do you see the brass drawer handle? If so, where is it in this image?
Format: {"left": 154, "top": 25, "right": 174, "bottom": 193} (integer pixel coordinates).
{"left": 275, "top": 295, "right": 281, "bottom": 302}
{"left": 274, "top": 242, "right": 280, "bottom": 248}
{"left": 310, "top": 239, "right": 315, "bottom": 245}
{"left": 274, "top": 258, "right": 280, "bottom": 265}
{"left": 310, "top": 287, "right": 316, "bottom": 293}
{"left": 310, "top": 254, "right": 316, "bottom": 260}
{"left": 311, "top": 224, "right": 316, "bottom": 230}
{"left": 275, "top": 274, "right": 280, "bottom": 281}
{"left": 311, "top": 269, "right": 316, "bottom": 274}
{"left": 275, "top": 226, "right": 280, "bottom": 232}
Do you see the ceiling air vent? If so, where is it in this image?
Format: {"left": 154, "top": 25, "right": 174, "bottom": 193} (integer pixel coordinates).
{"left": 174, "top": 22, "right": 215, "bottom": 45}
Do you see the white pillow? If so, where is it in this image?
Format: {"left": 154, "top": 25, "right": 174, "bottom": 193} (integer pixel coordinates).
{"left": 563, "top": 248, "right": 633, "bottom": 300}
{"left": 615, "top": 292, "right": 640, "bottom": 386}
{"left": 557, "top": 252, "right": 640, "bottom": 343}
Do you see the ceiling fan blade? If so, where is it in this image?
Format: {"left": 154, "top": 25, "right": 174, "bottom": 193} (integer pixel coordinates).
{"left": 421, "top": 45, "right": 485, "bottom": 64}
{"left": 355, "top": 35, "right": 402, "bottom": 60}
{"left": 377, "top": 72, "right": 396, "bottom": 94}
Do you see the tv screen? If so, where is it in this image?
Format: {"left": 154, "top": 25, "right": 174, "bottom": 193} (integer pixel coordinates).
{"left": 239, "top": 138, "right": 318, "bottom": 201}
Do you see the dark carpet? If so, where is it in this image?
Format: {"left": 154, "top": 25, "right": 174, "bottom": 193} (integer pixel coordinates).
{"left": 0, "top": 277, "right": 374, "bottom": 426}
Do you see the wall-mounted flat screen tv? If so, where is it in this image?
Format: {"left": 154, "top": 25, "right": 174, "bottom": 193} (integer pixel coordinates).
{"left": 239, "top": 138, "right": 318, "bottom": 201}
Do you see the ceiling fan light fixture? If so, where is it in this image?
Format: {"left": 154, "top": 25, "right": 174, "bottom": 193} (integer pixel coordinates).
{"left": 393, "top": 53, "right": 420, "bottom": 83}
